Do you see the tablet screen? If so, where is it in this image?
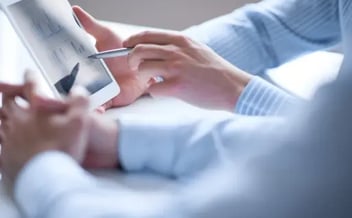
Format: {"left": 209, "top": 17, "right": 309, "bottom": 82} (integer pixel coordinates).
{"left": 8, "top": 0, "right": 113, "bottom": 95}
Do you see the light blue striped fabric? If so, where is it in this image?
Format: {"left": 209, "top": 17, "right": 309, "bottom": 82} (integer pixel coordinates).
{"left": 118, "top": 0, "right": 352, "bottom": 178}
{"left": 12, "top": 2, "right": 352, "bottom": 217}
{"left": 235, "top": 77, "right": 297, "bottom": 115}
{"left": 184, "top": 0, "right": 348, "bottom": 116}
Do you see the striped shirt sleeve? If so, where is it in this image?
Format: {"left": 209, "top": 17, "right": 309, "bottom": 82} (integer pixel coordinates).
{"left": 183, "top": 0, "right": 340, "bottom": 75}
{"left": 235, "top": 76, "right": 301, "bottom": 116}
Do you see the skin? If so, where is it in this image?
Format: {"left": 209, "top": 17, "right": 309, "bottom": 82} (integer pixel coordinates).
{"left": 0, "top": 74, "right": 119, "bottom": 183}
{"left": 73, "top": 6, "right": 150, "bottom": 111}
{"left": 74, "top": 6, "right": 252, "bottom": 112}
{"left": 124, "top": 31, "right": 252, "bottom": 111}
{"left": 0, "top": 79, "right": 90, "bottom": 183}
{"left": 0, "top": 5, "right": 253, "bottom": 181}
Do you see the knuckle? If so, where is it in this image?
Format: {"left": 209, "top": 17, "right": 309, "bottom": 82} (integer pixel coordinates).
{"left": 139, "top": 30, "right": 153, "bottom": 41}
{"left": 133, "top": 44, "right": 145, "bottom": 54}
{"left": 167, "top": 61, "right": 182, "bottom": 72}
{"left": 176, "top": 34, "right": 191, "bottom": 45}
{"left": 165, "top": 46, "right": 182, "bottom": 59}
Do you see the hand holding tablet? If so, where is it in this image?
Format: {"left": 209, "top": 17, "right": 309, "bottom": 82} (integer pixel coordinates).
{"left": 0, "top": 0, "right": 120, "bottom": 110}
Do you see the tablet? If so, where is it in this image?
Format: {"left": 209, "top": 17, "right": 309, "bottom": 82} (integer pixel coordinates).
{"left": 0, "top": 0, "right": 120, "bottom": 109}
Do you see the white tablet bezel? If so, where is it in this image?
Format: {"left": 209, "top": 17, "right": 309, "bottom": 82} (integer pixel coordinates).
{"left": 0, "top": 0, "right": 120, "bottom": 110}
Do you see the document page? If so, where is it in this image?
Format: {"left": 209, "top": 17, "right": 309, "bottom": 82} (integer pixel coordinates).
{"left": 8, "top": 0, "right": 113, "bottom": 95}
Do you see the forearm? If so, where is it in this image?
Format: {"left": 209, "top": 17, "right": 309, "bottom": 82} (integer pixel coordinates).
{"left": 14, "top": 151, "right": 176, "bottom": 218}
{"left": 14, "top": 152, "right": 98, "bottom": 217}
{"left": 183, "top": 0, "right": 340, "bottom": 75}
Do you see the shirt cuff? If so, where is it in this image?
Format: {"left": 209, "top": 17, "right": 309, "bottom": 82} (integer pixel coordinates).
{"left": 118, "top": 115, "right": 182, "bottom": 176}
{"left": 14, "top": 151, "right": 96, "bottom": 217}
{"left": 235, "top": 76, "right": 301, "bottom": 116}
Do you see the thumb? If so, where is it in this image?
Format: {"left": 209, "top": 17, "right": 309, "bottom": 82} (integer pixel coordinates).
{"left": 61, "top": 86, "right": 90, "bottom": 134}
{"left": 72, "top": 6, "right": 123, "bottom": 50}
{"left": 95, "top": 106, "right": 106, "bottom": 114}
{"left": 68, "top": 86, "right": 90, "bottom": 112}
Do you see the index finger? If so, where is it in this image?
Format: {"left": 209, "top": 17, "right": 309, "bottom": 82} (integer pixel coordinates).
{"left": 0, "top": 83, "right": 25, "bottom": 97}
{"left": 0, "top": 83, "right": 26, "bottom": 107}
{"left": 0, "top": 72, "right": 36, "bottom": 105}
{"left": 123, "top": 31, "right": 189, "bottom": 48}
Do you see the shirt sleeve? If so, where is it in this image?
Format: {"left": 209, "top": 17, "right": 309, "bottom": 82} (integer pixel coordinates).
{"left": 14, "top": 151, "right": 176, "bottom": 218}
{"left": 14, "top": 151, "right": 98, "bottom": 218}
{"left": 235, "top": 76, "right": 303, "bottom": 116}
{"left": 118, "top": 114, "right": 284, "bottom": 178}
{"left": 183, "top": 0, "right": 341, "bottom": 75}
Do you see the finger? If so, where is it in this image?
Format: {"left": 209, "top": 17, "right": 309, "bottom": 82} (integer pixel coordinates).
{"left": 0, "top": 120, "right": 10, "bottom": 140}
{"left": 95, "top": 106, "right": 106, "bottom": 114}
{"left": 2, "top": 95, "right": 16, "bottom": 117}
{"left": 51, "top": 86, "right": 89, "bottom": 128}
{"left": 23, "top": 73, "right": 37, "bottom": 105}
{"left": 128, "top": 44, "right": 173, "bottom": 70}
{"left": 0, "top": 120, "right": 5, "bottom": 138}
{"left": 0, "top": 117, "right": 6, "bottom": 145}
{"left": 68, "top": 86, "right": 90, "bottom": 113}
{"left": 0, "top": 71, "right": 38, "bottom": 106}
{"left": 0, "top": 112, "right": 4, "bottom": 144}
{"left": 0, "top": 83, "right": 25, "bottom": 106}
{"left": 1, "top": 100, "right": 24, "bottom": 138}
{"left": 147, "top": 80, "right": 177, "bottom": 97}
{"left": 0, "top": 127, "right": 4, "bottom": 144}
{"left": 73, "top": 6, "right": 123, "bottom": 50}
{"left": 5, "top": 99, "right": 25, "bottom": 120}
{"left": 72, "top": 6, "right": 124, "bottom": 69}
{"left": 0, "top": 71, "right": 36, "bottom": 107}
{"left": 61, "top": 87, "right": 90, "bottom": 134}
{"left": 137, "top": 61, "right": 170, "bottom": 81}
{"left": 0, "top": 83, "right": 25, "bottom": 95}
{"left": 0, "top": 108, "right": 7, "bottom": 120}
{"left": 22, "top": 71, "right": 69, "bottom": 113}
{"left": 31, "top": 96, "right": 68, "bottom": 113}
{"left": 124, "top": 31, "right": 189, "bottom": 48}
{"left": 98, "top": 99, "right": 113, "bottom": 112}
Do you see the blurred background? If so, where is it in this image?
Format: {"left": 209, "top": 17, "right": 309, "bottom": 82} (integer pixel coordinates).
{"left": 68, "top": 0, "right": 258, "bottom": 30}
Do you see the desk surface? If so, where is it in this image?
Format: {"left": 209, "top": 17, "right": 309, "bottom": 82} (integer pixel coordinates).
{"left": 0, "top": 10, "right": 344, "bottom": 217}
{"left": 0, "top": 13, "right": 234, "bottom": 217}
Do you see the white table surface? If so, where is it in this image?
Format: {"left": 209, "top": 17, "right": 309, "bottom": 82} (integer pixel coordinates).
{"left": 0, "top": 12, "right": 234, "bottom": 217}
{"left": 0, "top": 10, "right": 343, "bottom": 217}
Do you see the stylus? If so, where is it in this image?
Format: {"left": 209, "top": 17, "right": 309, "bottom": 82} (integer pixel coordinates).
{"left": 88, "top": 48, "right": 133, "bottom": 59}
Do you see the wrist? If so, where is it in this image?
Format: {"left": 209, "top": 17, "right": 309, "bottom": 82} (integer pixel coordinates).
{"left": 84, "top": 114, "right": 119, "bottom": 168}
{"left": 224, "top": 67, "right": 252, "bottom": 112}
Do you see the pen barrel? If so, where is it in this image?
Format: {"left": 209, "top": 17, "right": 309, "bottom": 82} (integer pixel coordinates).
{"left": 93, "top": 48, "right": 132, "bottom": 59}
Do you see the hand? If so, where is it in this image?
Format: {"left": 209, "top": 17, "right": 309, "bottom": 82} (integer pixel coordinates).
{"left": 73, "top": 6, "right": 151, "bottom": 111}
{"left": 0, "top": 79, "right": 90, "bottom": 182}
{"left": 0, "top": 74, "right": 120, "bottom": 171}
{"left": 124, "top": 31, "right": 252, "bottom": 111}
